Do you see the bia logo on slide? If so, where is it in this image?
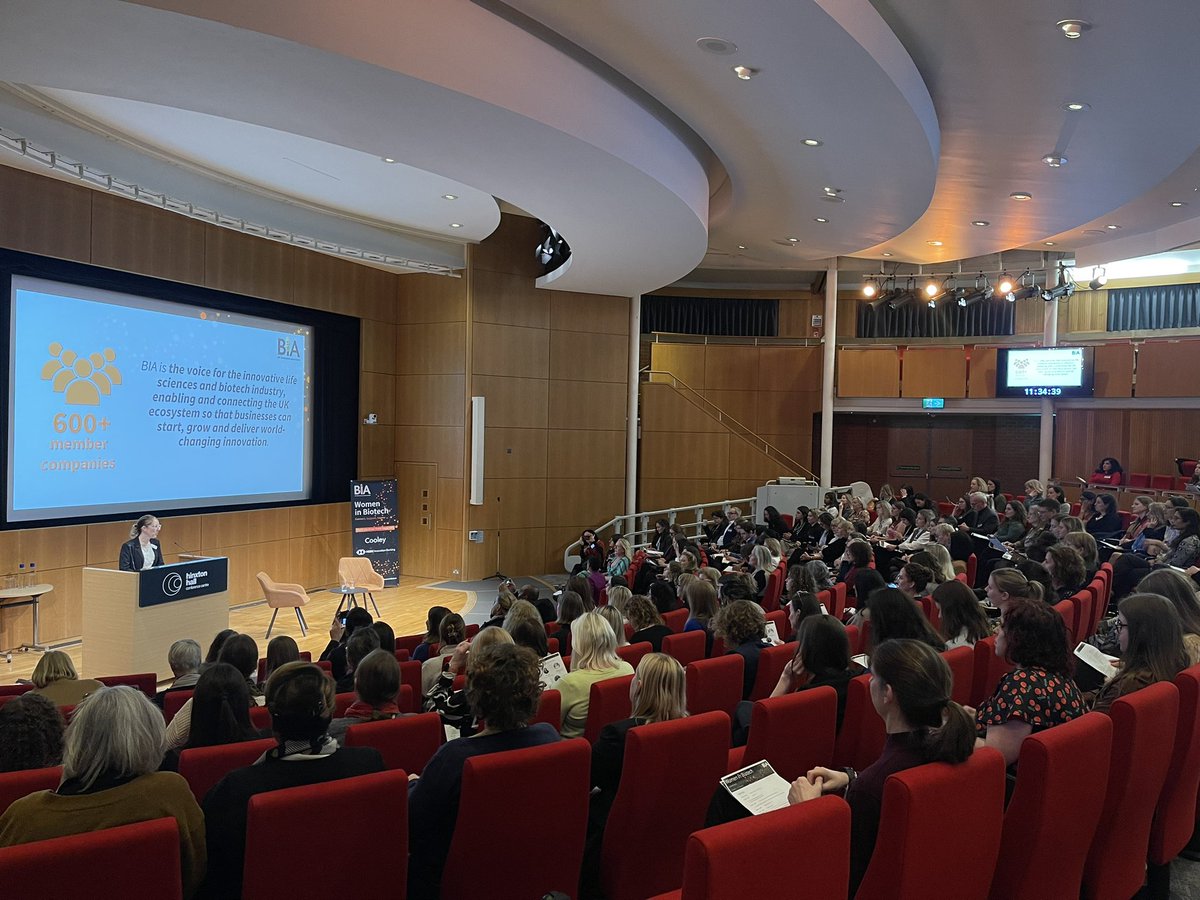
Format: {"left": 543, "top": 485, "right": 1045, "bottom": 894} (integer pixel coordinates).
{"left": 277, "top": 338, "right": 301, "bottom": 359}
{"left": 1012, "top": 358, "right": 1029, "bottom": 371}
{"left": 41, "top": 342, "right": 122, "bottom": 406}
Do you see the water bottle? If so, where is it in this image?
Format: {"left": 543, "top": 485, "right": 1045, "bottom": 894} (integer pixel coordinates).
{"left": 29, "top": 562, "right": 36, "bottom": 587}
{"left": 17, "top": 563, "right": 25, "bottom": 589}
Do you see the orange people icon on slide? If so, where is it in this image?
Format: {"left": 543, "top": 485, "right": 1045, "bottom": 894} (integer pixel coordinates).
{"left": 41, "top": 343, "right": 122, "bottom": 406}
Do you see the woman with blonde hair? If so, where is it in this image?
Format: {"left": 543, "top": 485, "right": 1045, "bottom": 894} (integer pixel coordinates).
{"left": 1061, "top": 531, "right": 1099, "bottom": 576}
{"left": 557, "top": 612, "right": 635, "bottom": 738}
{"left": 502, "top": 599, "right": 542, "bottom": 634}
{"left": 626, "top": 594, "right": 672, "bottom": 653}
{"left": 697, "top": 567, "right": 722, "bottom": 588}
{"left": 749, "top": 544, "right": 776, "bottom": 598}
{"left": 1023, "top": 480, "right": 1045, "bottom": 510}
{"left": 598, "top": 606, "right": 628, "bottom": 647}
{"left": 919, "top": 543, "right": 956, "bottom": 583}
{"left": 607, "top": 539, "right": 632, "bottom": 579}
{"left": 605, "top": 585, "right": 632, "bottom": 616}
{"left": 29, "top": 651, "right": 103, "bottom": 707}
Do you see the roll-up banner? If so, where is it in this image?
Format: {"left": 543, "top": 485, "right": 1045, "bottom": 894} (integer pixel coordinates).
{"left": 350, "top": 479, "right": 399, "bottom": 584}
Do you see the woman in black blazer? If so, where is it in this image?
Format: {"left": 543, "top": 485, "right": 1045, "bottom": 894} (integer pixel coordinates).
{"left": 118, "top": 514, "right": 165, "bottom": 571}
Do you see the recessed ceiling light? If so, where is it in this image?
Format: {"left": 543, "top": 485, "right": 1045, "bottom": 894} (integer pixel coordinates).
{"left": 1083, "top": 229, "right": 1106, "bottom": 237}
{"left": 801, "top": 138, "right": 822, "bottom": 147}
{"left": 696, "top": 37, "right": 738, "bottom": 55}
{"left": 814, "top": 217, "right": 828, "bottom": 224}
{"left": 787, "top": 237, "right": 799, "bottom": 243}
{"left": 1105, "top": 224, "right": 1121, "bottom": 230}
{"left": 1056, "top": 19, "right": 1092, "bottom": 39}
{"left": 381, "top": 156, "right": 397, "bottom": 164}
{"left": 449, "top": 223, "right": 462, "bottom": 228}
{"left": 926, "top": 240, "right": 943, "bottom": 247}
{"left": 971, "top": 220, "right": 990, "bottom": 227}
{"left": 1062, "top": 101, "right": 1091, "bottom": 112}
{"left": 822, "top": 187, "right": 842, "bottom": 196}
{"left": 731, "top": 65, "right": 758, "bottom": 80}
{"left": 441, "top": 194, "right": 458, "bottom": 200}
{"left": 1044, "top": 241, "right": 1056, "bottom": 246}
{"left": 881, "top": 252, "right": 893, "bottom": 257}
{"left": 1171, "top": 201, "right": 1187, "bottom": 208}
{"left": 737, "top": 244, "right": 746, "bottom": 250}
{"left": 1010, "top": 191, "right": 1034, "bottom": 201}
{"left": 1042, "top": 154, "right": 1068, "bottom": 168}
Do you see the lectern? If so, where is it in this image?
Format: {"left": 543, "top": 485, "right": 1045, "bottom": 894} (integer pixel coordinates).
{"left": 82, "top": 557, "right": 230, "bottom": 681}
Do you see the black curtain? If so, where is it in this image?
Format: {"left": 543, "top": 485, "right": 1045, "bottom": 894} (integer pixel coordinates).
{"left": 856, "top": 298, "right": 1015, "bottom": 338}
{"left": 1107, "top": 283, "right": 1200, "bottom": 331}
{"left": 641, "top": 296, "right": 778, "bottom": 336}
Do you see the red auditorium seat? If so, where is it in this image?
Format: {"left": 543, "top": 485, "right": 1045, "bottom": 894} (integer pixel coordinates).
{"left": 583, "top": 674, "right": 635, "bottom": 744}
{"left": 969, "top": 636, "right": 1015, "bottom": 708}
{"left": 0, "top": 817, "right": 182, "bottom": 900}
{"left": 395, "top": 633, "right": 424, "bottom": 656}
{"left": 162, "top": 689, "right": 194, "bottom": 724}
{"left": 242, "top": 771, "right": 408, "bottom": 900}
{"left": 1151, "top": 473, "right": 1175, "bottom": 492}
{"left": 761, "top": 567, "right": 784, "bottom": 612}
{"left": 708, "top": 636, "right": 726, "bottom": 658}
{"left": 726, "top": 686, "right": 837, "bottom": 782}
{"left": 652, "top": 796, "right": 851, "bottom": 900}
{"left": 624, "top": 623, "right": 635, "bottom": 642}
{"left": 333, "top": 692, "right": 355, "bottom": 717}
{"left": 765, "top": 608, "right": 789, "bottom": 642}
{"left": 343, "top": 711, "right": 444, "bottom": 775}
{"left": 816, "top": 588, "right": 835, "bottom": 618}
{"left": 316, "top": 660, "right": 333, "bottom": 677}
{"left": 602, "top": 712, "right": 731, "bottom": 900}
{"left": 663, "top": 608, "right": 689, "bottom": 633}
{"left": 1126, "top": 472, "right": 1151, "bottom": 488}
{"left": 0, "top": 765, "right": 61, "bottom": 816}
{"left": 940, "top": 646, "right": 974, "bottom": 706}
{"left": 844, "top": 624, "right": 861, "bottom": 656}
{"left": 465, "top": 623, "right": 480, "bottom": 639}
{"left": 1052, "top": 599, "right": 1077, "bottom": 643}
{"left": 96, "top": 673, "right": 157, "bottom": 697}
{"left": 685, "top": 656, "right": 743, "bottom": 717}
{"left": 1068, "top": 590, "right": 1093, "bottom": 642}
{"left": 832, "top": 582, "right": 848, "bottom": 617}
{"left": 1082, "top": 681, "right": 1179, "bottom": 900}
{"left": 988, "top": 713, "right": 1112, "bottom": 900}
{"left": 662, "top": 630, "right": 706, "bottom": 667}
{"left": 966, "top": 553, "right": 978, "bottom": 586}
{"left": 616, "top": 642, "right": 652, "bottom": 671}
{"left": 917, "top": 596, "right": 941, "bottom": 633}
{"left": 178, "top": 738, "right": 276, "bottom": 803}
{"left": 399, "top": 660, "right": 423, "bottom": 706}
{"left": 0, "top": 684, "right": 33, "bottom": 698}
{"left": 780, "top": 513, "right": 794, "bottom": 529}
{"left": 442, "top": 740, "right": 590, "bottom": 900}
{"left": 856, "top": 748, "right": 1006, "bottom": 900}
{"left": 533, "top": 689, "right": 561, "bottom": 730}
{"left": 249, "top": 705, "right": 271, "bottom": 730}
{"left": 547, "top": 636, "right": 560, "bottom": 655}
{"left": 1147, "top": 664, "right": 1200, "bottom": 897}
{"left": 831, "top": 673, "right": 885, "bottom": 772}
{"left": 748, "top": 643, "right": 792, "bottom": 701}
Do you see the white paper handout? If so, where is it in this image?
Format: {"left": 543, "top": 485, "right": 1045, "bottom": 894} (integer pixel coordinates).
{"left": 1074, "top": 642, "right": 1120, "bottom": 680}
{"left": 720, "top": 760, "right": 793, "bottom": 815}
{"left": 539, "top": 652, "right": 569, "bottom": 691}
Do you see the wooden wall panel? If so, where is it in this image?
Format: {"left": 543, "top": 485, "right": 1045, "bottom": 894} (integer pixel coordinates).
{"left": 703, "top": 390, "right": 760, "bottom": 431}
{"left": 1136, "top": 341, "right": 1200, "bottom": 397}
{"left": 1093, "top": 344, "right": 1134, "bottom": 398}
{"left": 641, "top": 431, "right": 729, "bottom": 479}
{"left": 361, "top": 372, "right": 397, "bottom": 424}
{"left": 361, "top": 322, "right": 399, "bottom": 375}
{"left": 703, "top": 345, "right": 759, "bottom": 385}
{"left": 650, "top": 343, "right": 706, "bottom": 387}
{"left": 395, "top": 322, "right": 466, "bottom": 375}
{"left": 203, "top": 228, "right": 293, "bottom": 303}
{"left": 394, "top": 374, "right": 465, "bottom": 426}
{"left": 549, "top": 330, "right": 628, "bottom": 382}
{"left": 472, "top": 323, "right": 550, "bottom": 378}
{"left": 359, "top": 424, "right": 396, "bottom": 478}
{"left": 758, "top": 346, "right": 822, "bottom": 392}
{"left": 544, "top": 479, "right": 625, "bottom": 529}
{"left": 641, "top": 382, "right": 722, "bottom": 433}
{"left": 292, "top": 249, "right": 396, "bottom": 321}
{"left": 756, "top": 391, "right": 818, "bottom": 435}
{"left": 396, "top": 426, "right": 464, "bottom": 477}
{"left": 639, "top": 479, "right": 730, "bottom": 513}
{"left": 777, "top": 297, "right": 822, "bottom": 338}
{"left": 0, "top": 167, "right": 92, "bottom": 263}
{"left": 470, "top": 216, "right": 543, "bottom": 277}
{"left": 395, "top": 273, "right": 467, "bottom": 324}
{"left": 549, "top": 380, "right": 627, "bottom": 430}
{"left": 901, "top": 348, "right": 967, "bottom": 398}
{"left": 551, "top": 292, "right": 629, "bottom": 335}
{"left": 968, "top": 347, "right": 998, "bottom": 398}
{"left": 484, "top": 427, "right": 548, "bottom": 479}
{"left": 499, "top": 527, "right": 547, "bottom": 579}
{"left": 90, "top": 193, "right": 207, "bottom": 284}
{"left": 1065, "top": 291, "right": 1109, "bottom": 334}
{"left": 547, "top": 429, "right": 626, "bottom": 479}
{"left": 837, "top": 349, "right": 900, "bottom": 397}
{"left": 474, "top": 375, "right": 548, "bottom": 429}
{"left": 473, "top": 269, "right": 549, "bottom": 328}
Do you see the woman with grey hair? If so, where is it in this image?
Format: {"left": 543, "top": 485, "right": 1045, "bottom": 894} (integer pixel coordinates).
{"left": 803, "top": 559, "right": 834, "bottom": 593}
{"left": 156, "top": 638, "right": 202, "bottom": 707}
{"left": 0, "top": 685, "right": 206, "bottom": 898}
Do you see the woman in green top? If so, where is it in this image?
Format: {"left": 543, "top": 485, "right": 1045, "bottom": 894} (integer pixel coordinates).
{"left": 557, "top": 611, "right": 634, "bottom": 738}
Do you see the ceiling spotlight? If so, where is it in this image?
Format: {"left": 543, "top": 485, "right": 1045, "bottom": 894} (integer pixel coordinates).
{"left": 1088, "top": 266, "right": 1108, "bottom": 290}
{"left": 814, "top": 217, "right": 828, "bottom": 223}
{"left": 1044, "top": 242, "right": 1056, "bottom": 246}
{"left": 862, "top": 278, "right": 878, "bottom": 298}
{"left": 737, "top": 244, "right": 746, "bottom": 250}
{"left": 924, "top": 280, "right": 939, "bottom": 298}
{"left": 1010, "top": 191, "right": 1034, "bottom": 201}
{"left": 1043, "top": 282, "right": 1076, "bottom": 301}
{"left": 449, "top": 223, "right": 462, "bottom": 228}
{"left": 381, "top": 157, "right": 397, "bottom": 164}
{"left": 1006, "top": 270, "right": 1038, "bottom": 302}
{"left": 927, "top": 276, "right": 957, "bottom": 307}
{"left": 1057, "top": 19, "right": 1093, "bottom": 39}
{"left": 1105, "top": 224, "right": 1121, "bottom": 230}
{"left": 1171, "top": 201, "right": 1187, "bottom": 208}
{"left": 1062, "top": 101, "right": 1091, "bottom": 112}
{"left": 696, "top": 37, "right": 738, "bottom": 55}
{"left": 881, "top": 252, "right": 893, "bottom": 257}
{"left": 822, "top": 187, "right": 842, "bottom": 196}
{"left": 801, "top": 138, "right": 823, "bottom": 147}
{"left": 997, "top": 271, "right": 1014, "bottom": 295}
{"left": 787, "top": 236, "right": 799, "bottom": 243}
{"left": 1042, "top": 154, "right": 1068, "bottom": 168}
{"left": 971, "top": 220, "right": 990, "bottom": 227}
{"left": 927, "top": 240, "right": 943, "bottom": 247}
{"left": 441, "top": 194, "right": 458, "bottom": 200}
{"left": 888, "top": 279, "right": 916, "bottom": 310}
{"left": 732, "top": 65, "right": 759, "bottom": 80}
{"left": 958, "top": 274, "right": 994, "bottom": 307}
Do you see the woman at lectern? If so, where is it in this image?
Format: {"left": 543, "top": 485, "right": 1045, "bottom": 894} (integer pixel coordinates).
{"left": 118, "top": 515, "right": 165, "bottom": 571}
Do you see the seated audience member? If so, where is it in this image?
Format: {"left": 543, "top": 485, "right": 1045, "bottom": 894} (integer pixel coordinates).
{"left": 932, "top": 580, "right": 991, "bottom": 649}
{"left": 166, "top": 634, "right": 264, "bottom": 751}
{"left": 412, "top": 606, "right": 451, "bottom": 663}
{"left": 0, "top": 693, "right": 63, "bottom": 773}
{"left": 1089, "top": 456, "right": 1124, "bottom": 486}
{"left": 607, "top": 539, "right": 632, "bottom": 580}
{"left": 789, "top": 639, "right": 975, "bottom": 896}
{"left": 558, "top": 612, "right": 636, "bottom": 738}
{"left": 605, "top": 585, "right": 632, "bottom": 617}
{"left": 884, "top": 507, "right": 916, "bottom": 542}
{"left": 896, "top": 509, "right": 937, "bottom": 552}
{"left": 973, "top": 599, "right": 1084, "bottom": 766}
{"left": 957, "top": 492, "right": 999, "bottom": 535}
{"left": 586, "top": 555, "right": 608, "bottom": 601}
{"left": 684, "top": 578, "right": 719, "bottom": 648}
{"left": 1043, "top": 544, "right": 1088, "bottom": 601}
{"left": 1023, "top": 479, "right": 1045, "bottom": 510}
{"left": 556, "top": 590, "right": 587, "bottom": 658}
{"left": 649, "top": 580, "right": 680, "bottom": 615}
{"left": 1114, "top": 497, "right": 1166, "bottom": 555}
{"left": 984, "top": 567, "right": 1045, "bottom": 613}
{"left": 502, "top": 598, "right": 542, "bottom": 634}
{"left": 651, "top": 518, "right": 673, "bottom": 555}
{"left": 578, "top": 529, "right": 606, "bottom": 575}
{"left": 261, "top": 635, "right": 300, "bottom": 688}
{"left": 865, "top": 502, "right": 892, "bottom": 538}
{"left": 851, "top": 569, "right": 888, "bottom": 615}
{"left": 598, "top": 606, "right": 628, "bottom": 648}
{"left": 0, "top": 686, "right": 206, "bottom": 899}
{"left": 896, "top": 563, "right": 933, "bottom": 602}
{"left": 409, "top": 645, "right": 560, "bottom": 899}
{"left": 913, "top": 545, "right": 955, "bottom": 584}
{"left": 424, "top": 627, "right": 515, "bottom": 737}
{"left": 421, "top": 613, "right": 466, "bottom": 694}
{"left": 569, "top": 574, "right": 598, "bottom": 611}
{"left": 320, "top": 607, "right": 374, "bottom": 679}
{"left": 510, "top": 616, "right": 552, "bottom": 657}
{"left": 1132, "top": 569, "right": 1200, "bottom": 664}
{"left": 371, "top": 621, "right": 396, "bottom": 654}
{"left": 1049, "top": 515, "right": 1083, "bottom": 541}
{"left": 1061, "top": 531, "right": 1099, "bottom": 580}
{"left": 837, "top": 541, "right": 875, "bottom": 593}
{"left": 163, "top": 663, "right": 266, "bottom": 771}
{"left": 1044, "top": 482, "right": 1071, "bottom": 515}
{"left": 820, "top": 518, "right": 855, "bottom": 567}
{"left": 28, "top": 651, "right": 103, "bottom": 707}
{"left": 329, "top": 649, "right": 403, "bottom": 739}
{"left": 203, "top": 663, "right": 384, "bottom": 898}
{"left": 1078, "top": 491, "right": 1098, "bottom": 527}
{"left": 748, "top": 545, "right": 776, "bottom": 598}
{"left": 156, "top": 638, "right": 202, "bottom": 706}
{"left": 1086, "top": 493, "right": 1122, "bottom": 539}
{"left": 1092, "top": 594, "right": 1189, "bottom": 714}
{"left": 714, "top": 600, "right": 772, "bottom": 701}
{"left": 626, "top": 594, "right": 673, "bottom": 652}
{"left": 804, "top": 559, "right": 835, "bottom": 593}
{"left": 767, "top": 615, "right": 864, "bottom": 727}
{"left": 1014, "top": 559, "right": 1055, "bottom": 600}
{"left": 994, "top": 501, "right": 1028, "bottom": 543}
{"left": 864, "top": 588, "right": 945, "bottom": 658}
{"left": 202, "top": 629, "right": 236, "bottom": 669}
{"left": 1112, "top": 507, "right": 1200, "bottom": 600}
{"left": 483, "top": 589, "right": 517, "bottom": 629}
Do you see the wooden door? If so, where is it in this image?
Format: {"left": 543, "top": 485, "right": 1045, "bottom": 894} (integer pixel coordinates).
{"left": 928, "top": 423, "right": 974, "bottom": 504}
{"left": 887, "top": 424, "right": 930, "bottom": 493}
{"left": 396, "top": 463, "right": 437, "bottom": 578}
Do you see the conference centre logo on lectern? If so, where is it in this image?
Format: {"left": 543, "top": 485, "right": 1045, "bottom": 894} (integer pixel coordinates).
{"left": 40, "top": 343, "right": 123, "bottom": 406}
{"left": 163, "top": 572, "right": 184, "bottom": 596}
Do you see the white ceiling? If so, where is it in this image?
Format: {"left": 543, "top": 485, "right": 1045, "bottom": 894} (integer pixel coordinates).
{"left": 1, "top": 0, "right": 1199, "bottom": 293}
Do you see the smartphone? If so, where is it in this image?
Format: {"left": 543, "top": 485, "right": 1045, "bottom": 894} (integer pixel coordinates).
{"left": 337, "top": 611, "right": 349, "bottom": 625}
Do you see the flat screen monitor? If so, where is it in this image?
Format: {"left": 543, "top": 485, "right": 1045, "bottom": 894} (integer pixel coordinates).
{"left": 995, "top": 346, "right": 1093, "bottom": 399}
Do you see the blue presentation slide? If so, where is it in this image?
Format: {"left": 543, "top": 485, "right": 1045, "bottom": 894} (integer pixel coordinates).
{"left": 8, "top": 276, "right": 313, "bottom": 522}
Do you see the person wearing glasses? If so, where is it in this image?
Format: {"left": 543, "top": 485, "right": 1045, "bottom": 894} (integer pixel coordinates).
{"left": 118, "top": 514, "right": 165, "bottom": 571}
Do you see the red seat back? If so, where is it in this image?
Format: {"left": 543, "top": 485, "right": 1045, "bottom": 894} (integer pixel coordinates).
{"left": 677, "top": 797, "right": 850, "bottom": 900}
{"left": 966, "top": 553, "right": 978, "bottom": 586}
{"left": 856, "top": 749, "right": 1006, "bottom": 900}
{"left": 732, "top": 687, "right": 837, "bottom": 782}
{"left": 990, "top": 713, "right": 1112, "bottom": 900}
{"left": 662, "top": 630, "right": 706, "bottom": 667}
{"left": 623, "top": 623, "right": 635, "bottom": 642}
{"left": 602, "top": 712, "right": 731, "bottom": 900}
{"left": 764, "top": 609, "right": 788, "bottom": 643}
{"left": 399, "top": 660, "right": 423, "bottom": 707}
{"left": 749, "top": 643, "right": 793, "bottom": 701}
{"left": 969, "top": 636, "right": 1015, "bottom": 708}
{"left": 816, "top": 588, "right": 834, "bottom": 618}
{"left": 917, "top": 596, "right": 941, "bottom": 633}
{"left": 0, "top": 817, "right": 182, "bottom": 900}
{"left": 242, "top": 771, "right": 407, "bottom": 900}
{"left": 465, "top": 623, "right": 480, "bottom": 639}
{"left": 178, "top": 738, "right": 276, "bottom": 803}
{"left": 533, "top": 689, "right": 561, "bottom": 730}
{"left": 96, "top": 673, "right": 157, "bottom": 697}
{"left": 663, "top": 608, "right": 689, "bottom": 633}
{"left": 249, "top": 705, "right": 272, "bottom": 731}
{"left": 941, "top": 646, "right": 974, "bottom": 706}
{"left": 1151, "top": 474, "right": 1175, "bottom": 491}
{"left": 1149, "top": 664, "right": 1200, "bottom": 866}
{"left": 0, "top": 765, "right": 62, "bottom": 816}
{"left": 583, "top": 674, "right": 635, "bottom": 745}
{"left": 547, "top": 637, "right": 560, "bottom": 655}
{"left": 845, "top": 624, "right": 861, "bottom": 656}
{"left": 1069, "top": 590, "right": 1093, "bottom": 643}
{"left": 832, "top": 582, "right": 847, "bottom": 617}
{"left": 343, "top": 711, "right": 444, "bottom": 775}
{"left": 685, "top": 656, "right": 743, "bottom": 718}
{"left": 162, "top": 689, "right": 194, "bottom": 724}
{"left": 1128, "top": 472, "right": 1151, "bottom": 488}
{"left": 1052, "top": 599, "right": 1077, "bottom": 642}
{"left": 831, "top": 673, "right": 886, "bottom": 772}
{"left": 443, "top": 740, "right": 590, "bottom": 900}
{"left": 0, "top": 684, "right": 33, "bottom": 698}
{"left": 1083, "top": 682, "right": 1180, "bottom": 900}
{"left": 395, "top": 634, "right": 424, "bottom": 656}
{"left": 616, "top": 642, "right": 652, "bottom": 672}
{"left": 761, "top": 567, "right": 784, "bottom": 612}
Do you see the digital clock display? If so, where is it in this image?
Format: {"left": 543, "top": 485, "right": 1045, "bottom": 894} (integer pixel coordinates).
{"left": 1023, "top": 387, "right": 1062, "bottom": 397}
